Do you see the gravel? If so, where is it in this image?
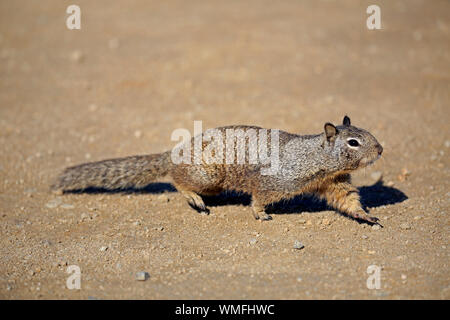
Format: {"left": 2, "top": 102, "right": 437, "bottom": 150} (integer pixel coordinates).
{"left": 135, "top": 271, "right": 150, "bottom": 281}
{"left": 157, "top": 194, "right": 170, "bottom": 202}
{"left": 45, "top": 198, "right": 62, "bottom": 209}
{"left": 293, "top": 240, "right": 305, "bottom": 250}
{"left": 400, "top": 223, "right": 411, "bottom": 230}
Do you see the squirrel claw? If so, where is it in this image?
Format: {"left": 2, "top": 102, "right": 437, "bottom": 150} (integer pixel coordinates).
{"left": 188, "top": 201, "right": 210, "bottom": 215}
{"left": 350, "top": 211, "right": 380, "bottom": 225}
{"left": 252, "top": 211, "right": 272, "bottom": 221}
{"left": 259, "top": 213, "right": 273, "bottom": 221}
{"left": 362, "top": 215, "right": 381, "bottom": 225}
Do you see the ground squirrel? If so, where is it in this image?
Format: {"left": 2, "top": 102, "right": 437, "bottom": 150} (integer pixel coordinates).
{"left": 52, "top": 116, "right": 383, "bottom": 224}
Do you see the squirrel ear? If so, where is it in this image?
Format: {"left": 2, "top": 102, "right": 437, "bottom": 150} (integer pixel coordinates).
{"left": 324, "top": 123, "right": 337, "bottom": 140}
{"left": 343, "top": 115, "right": 351, "bottom": 126}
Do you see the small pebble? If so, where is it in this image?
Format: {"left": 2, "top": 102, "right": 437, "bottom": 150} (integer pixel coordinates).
{"left": 249, "top": 238, "right": 257, "bottom": 245}
{"left": 157, "top": 194, "right": 170, "bottom": 202}
{"left": 372, "top": 224, "right": 381, "bottom": 231}
{"left": 134, "top": 130, "right": 142, "bottom": 138}
{"left": 401, "top": 168, "right": 410, "bottom": 175}
{"left": 401, "top": 274, "right": 407, "bottom": 280}
{"left": 400, "top": 223, "right": 411, "bottom": 230}
{"left": 386, "top": 181, "right": 395, "bottom": 187}
{"left": 100, "top": 246, "right": 108, "bottom": 252}
{"left": 361, "top": 235, "right": 368, "bottom": 239}
{"left": 135, "top": 271, "right": 149, "bottom": 281}
{"left": 370, "top": 171, "right": 383, "bottom": 182}
{"left": 70, "top": 50, "right": 84, "bottom": 63}
{"left": 293, "top": 240, "right": 305, "bottom": 250}
{"left": 45, "top": 198, "right": 62, "bottom": 209}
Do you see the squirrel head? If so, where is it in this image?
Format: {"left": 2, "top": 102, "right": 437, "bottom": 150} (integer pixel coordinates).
{"left": 323, "top": 116, "right": 383, "bottom": 171}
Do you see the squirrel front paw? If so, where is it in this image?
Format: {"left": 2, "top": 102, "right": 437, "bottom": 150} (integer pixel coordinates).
{"left": 350, "top": 210, "right": 380, "bottom": 225}
{"left": 252, "top": 210, "right": 272, "bottom": 221}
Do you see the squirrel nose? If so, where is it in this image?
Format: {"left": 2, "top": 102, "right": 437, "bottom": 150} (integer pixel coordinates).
{"left": 377, "top": 144, "right": 383, "bottom": 155}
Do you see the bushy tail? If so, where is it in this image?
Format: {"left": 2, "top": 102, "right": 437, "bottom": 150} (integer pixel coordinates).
{"left": 51, "top": 151, "right": 172, "bottom": 192}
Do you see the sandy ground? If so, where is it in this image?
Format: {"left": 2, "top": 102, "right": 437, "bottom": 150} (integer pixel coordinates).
{"left": 0, "top": 0, "right": 449, "bottom": 299}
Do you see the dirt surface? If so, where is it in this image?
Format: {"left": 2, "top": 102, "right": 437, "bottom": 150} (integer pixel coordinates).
{"left": 0, "top": 0, "right": 449, "bottom": 299}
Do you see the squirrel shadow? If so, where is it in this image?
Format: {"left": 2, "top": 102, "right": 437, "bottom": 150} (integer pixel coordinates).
{"left": 202, "top": 181, "right": 408, "bottom": 216}
{"left": 67, "top": 181, "right": 407, "bottom": 218}
{"left": 271, "top": 181, "right": 408, "bottom": 215}
{"left": 66, "top": 182, "right": 177, "bottom": 194}
{"left": 269, "top": 181, "right": 408, "bottom": 215}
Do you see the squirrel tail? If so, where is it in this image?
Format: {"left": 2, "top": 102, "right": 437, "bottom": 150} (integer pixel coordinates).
{"left": 51, "top": 151, "right": 172, "bottom": 192}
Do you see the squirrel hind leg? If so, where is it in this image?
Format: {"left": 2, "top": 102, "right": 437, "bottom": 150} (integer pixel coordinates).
{"left": 251, "top": 195, "right": 273, "bottom": 221}
{"left": 177, "top": 188, "right": 210, "bottom": 215}
{"left": 251, "top": 191, "right": 291, "bottom": 221}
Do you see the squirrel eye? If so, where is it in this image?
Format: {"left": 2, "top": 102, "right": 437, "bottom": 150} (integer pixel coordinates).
{"left": 348, "top": 139, "right": 360, "bottom": 147}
